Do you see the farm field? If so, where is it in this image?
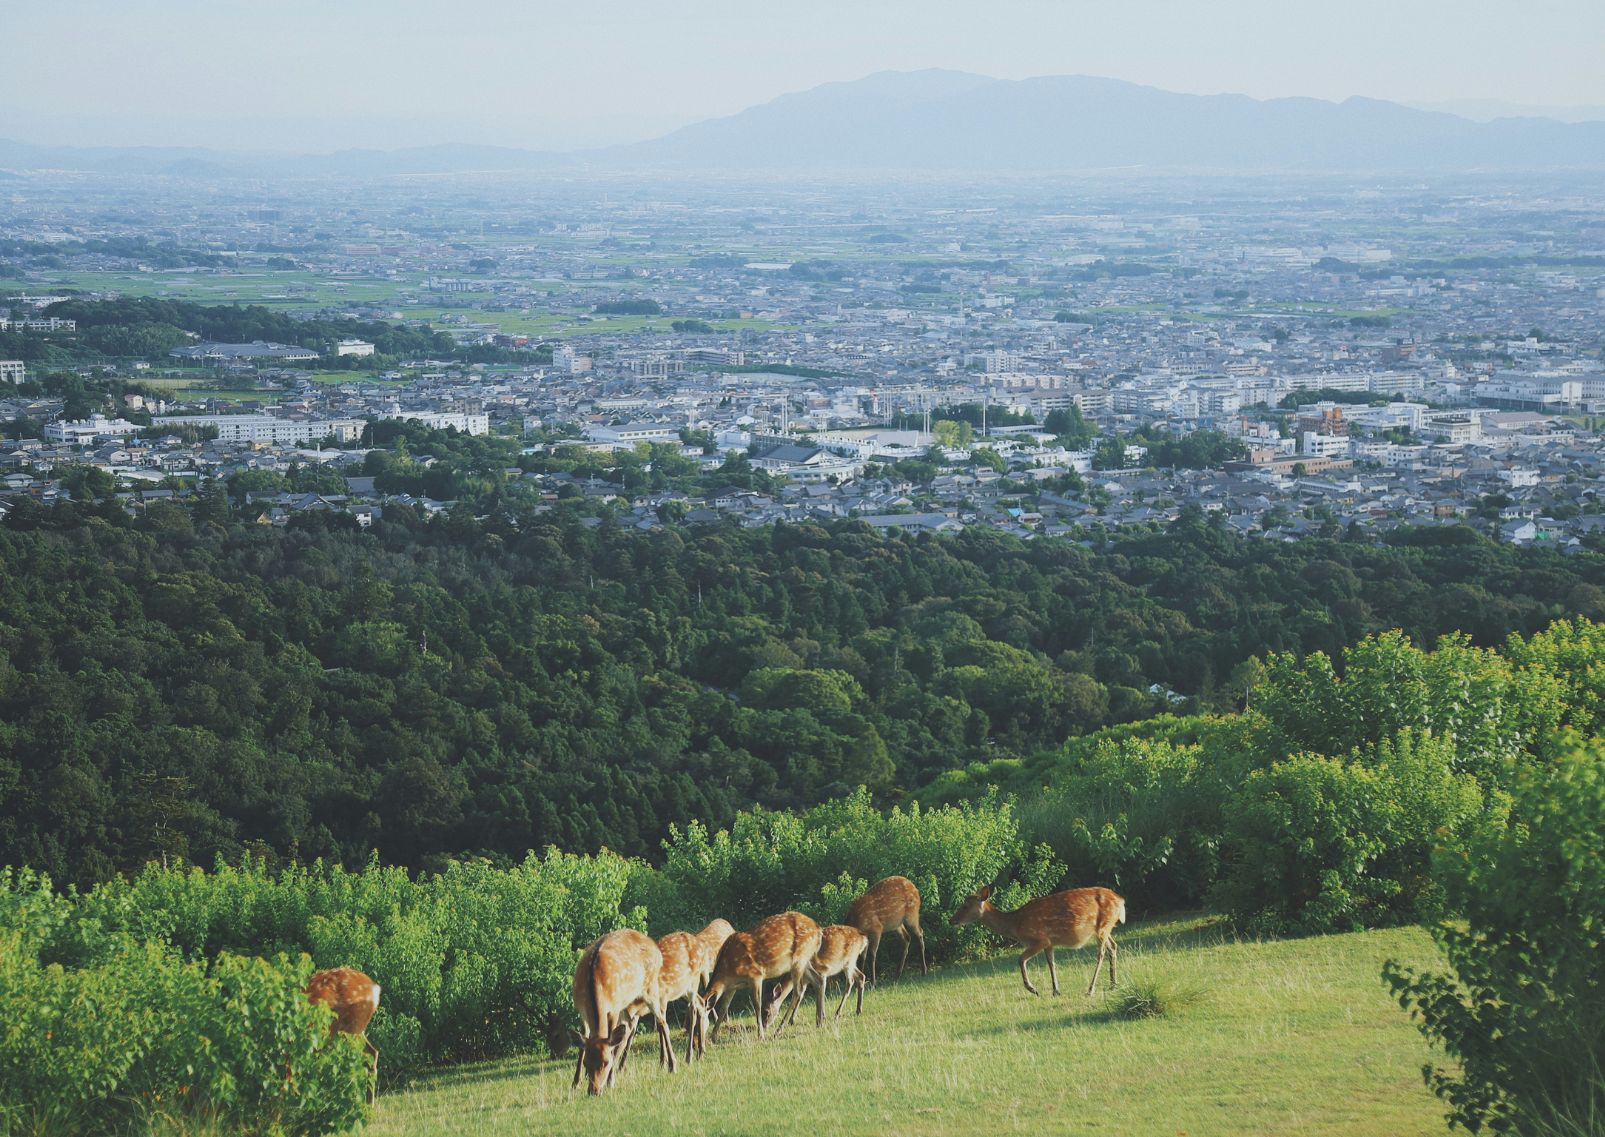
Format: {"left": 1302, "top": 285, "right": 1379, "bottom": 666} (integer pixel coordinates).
{"left": 365, "top": 919, "right": 1446, "bottom": 1137}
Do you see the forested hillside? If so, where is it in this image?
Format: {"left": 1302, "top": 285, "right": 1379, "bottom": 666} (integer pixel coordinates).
{"left": 2, "top": 498, "right": 1603, "bottom": 885}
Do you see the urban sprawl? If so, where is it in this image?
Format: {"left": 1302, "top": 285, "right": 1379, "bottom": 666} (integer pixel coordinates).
{"left": 3, "top": 174, "right": 1603, "bottom": 547}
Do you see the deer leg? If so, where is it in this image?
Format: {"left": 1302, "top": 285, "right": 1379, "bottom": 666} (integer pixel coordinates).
{"left": 910, "top": 915, "right": 929, "bottom": 975}
{"left": 855, "top": 966, "right": 865, "bottom": 1015}
{"left": 1087, "top": 938, "right": 1108, "bottom": 997}
{"left": 773, "top": 968, "right": 805, "bottom": 1038}
{"left": 868, "top": 930, "right": 882, "bottom": 987}
{"left": 895, "top": 926, "right": 912, "bottom": 979}
{"left": 1046, "top": 946, "right": 1061, "bottom": 996}
{"left": 615, "top": 1011, "right": 639, "bottom": 1077}
{"left": 653, "top": 998, "right": 677, "bottom": 1074}
{"left": 812, "top": 966, "right": 826, "bottom": 1028}
{"left": 1108, "top": 936, "right": 1119, "bottom": 989}
{"left": 712, "top": 987, "right": 736, "bottom": 1042}
{"left": 1019, "top": 946, "right": 1043, "bottom": 996}
{"left": 789, "top": 972, "right": 810, "bottom": 1030}
{"left": 363, "top": 1038, "right": 379, "bottom": 1105}
{"left": 752, "top": 979, "right": 768, "bottom": 1041}
{"left": 834, "top": 970, "right": 854, "bottom": 1019}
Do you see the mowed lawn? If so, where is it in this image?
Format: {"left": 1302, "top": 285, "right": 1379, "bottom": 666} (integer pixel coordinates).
{"left": 365, "top": 919, "right": 1448, "bottom": 1137}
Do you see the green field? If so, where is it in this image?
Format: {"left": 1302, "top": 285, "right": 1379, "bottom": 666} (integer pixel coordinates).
{"left": 366, "top": 920, "right": 1446, "bottom": 1137}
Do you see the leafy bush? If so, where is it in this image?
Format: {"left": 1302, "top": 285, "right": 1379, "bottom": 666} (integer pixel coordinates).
{"left": 639, "top": 788, "right": 1059, "bottom": 961}
{"left": 1383, "top": 735, "right": 1605, "bottom": 1135}
{"left": 1212, "top": 730, "right": 1492, "bottom": 934}
{"left": 1017, "top": 735, "right": 1228, "bottom": 910}
{"left": 0, "top": 882, "right": 368, "bottom": 1137}
{"left": 41, "top": 850, "right": 641, "bottom": 1080}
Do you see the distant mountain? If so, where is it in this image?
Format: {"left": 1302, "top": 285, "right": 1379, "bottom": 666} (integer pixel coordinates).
{"left": 3, "top": 71, "right": 1603, "bottom": 177}
{"left": 610, "top": 70, "right": 1605, "bottom": 172}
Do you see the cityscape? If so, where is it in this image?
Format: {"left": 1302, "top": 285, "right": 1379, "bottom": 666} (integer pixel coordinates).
{"left": 4, "top": 171, "right": 1605, "bottom": 547}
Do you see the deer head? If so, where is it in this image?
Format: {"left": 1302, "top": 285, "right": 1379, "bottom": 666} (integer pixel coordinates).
{"left": 949, "top": 884, "right": 995, "bottom": 926}
{"left": 570, "top": 1020, "right": 631, "bottom": 1095}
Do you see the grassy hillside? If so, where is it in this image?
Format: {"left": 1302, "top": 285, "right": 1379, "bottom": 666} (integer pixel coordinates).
{"left": 366, "top": 919, "right": 1445, "bottom": 1137}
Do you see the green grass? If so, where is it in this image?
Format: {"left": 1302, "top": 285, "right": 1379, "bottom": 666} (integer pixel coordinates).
{"left": 365, "top": 920, "right": 1447, "bottom": 1137}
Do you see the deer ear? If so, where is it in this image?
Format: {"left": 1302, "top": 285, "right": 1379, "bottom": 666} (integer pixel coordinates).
{"left": 606, "top": 1021, "right": 630, "bottom": 1047}
{"left": 978, "top": 885, "right": 993, "bottom": 900}
{"left": 568, "top": 1028, "right": 584, "bottom": 1047}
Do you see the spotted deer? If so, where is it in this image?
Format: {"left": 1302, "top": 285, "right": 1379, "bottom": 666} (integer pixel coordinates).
{"left": 655, "top": 931, "right": 715, "bottom": 1062}
{"left": 693, "top": 918, "right": 736, "bottom": 985}
{"left": 704, "top": 911, "right": 823, "bottom": 1042}
{"left": 949, "top": 884, "right": 1126, "bottom": 996}
{"left": 306, "top": 968, "right": 381, "bottom": 1104}
{"left": 845, "top": 875, "right": 928, "bottom": 986}
{"left": 569, "top": 929, "right": 677, "bottom": 1094}
{"left": 765, "top": 923, "right": 868, "bottom": 1028}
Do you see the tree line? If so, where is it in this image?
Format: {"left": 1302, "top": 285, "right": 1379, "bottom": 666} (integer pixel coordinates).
{"left": 3, "top": 490, "right": 1604, "bottom": 887}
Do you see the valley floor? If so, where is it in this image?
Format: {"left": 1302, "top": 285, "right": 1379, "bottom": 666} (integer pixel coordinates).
{"left": 365, "top": 918, "right": 1447, "bottom": 1137}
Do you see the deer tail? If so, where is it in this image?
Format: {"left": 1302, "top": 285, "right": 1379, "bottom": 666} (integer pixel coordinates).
{"left": 1114, "top": 895, "right": 1127, "bottom": 926}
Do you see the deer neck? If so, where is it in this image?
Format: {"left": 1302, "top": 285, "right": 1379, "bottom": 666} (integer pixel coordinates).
{"left": 979, "top": 902, "right": 1026, "bottom": 943}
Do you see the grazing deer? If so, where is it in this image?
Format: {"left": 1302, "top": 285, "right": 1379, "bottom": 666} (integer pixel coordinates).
{"left": 306, "top": 967, "right": 381, "bottom": 1104}
{"left": 766, "top": 923, "right": 868, "bottom": 1028}
{"left": 845, "top": 875, "right": 927, "bottom": 986}
{"left": 569, "top": 929, "right": 677, "bottom": 1095}
{"left": 693, "top": 918, "right": 736, "bottom": 986}
{"left": 704, "top": 912, "right": 823, "bottom": 1042}
{"left": 950, "top": 884, "right": 1126, "bottom": 997}
{"left": 655, "top": 931, "right": 715, "bottom": 1062}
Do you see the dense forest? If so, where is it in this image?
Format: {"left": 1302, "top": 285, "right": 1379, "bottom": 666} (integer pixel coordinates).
{"left": 3, "top": 491, "right": 1603, "bottom": 887}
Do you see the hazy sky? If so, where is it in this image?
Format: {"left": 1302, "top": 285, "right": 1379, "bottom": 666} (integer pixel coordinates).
{"left": 5, "top": 0, "right": 1603, "bottom": 151}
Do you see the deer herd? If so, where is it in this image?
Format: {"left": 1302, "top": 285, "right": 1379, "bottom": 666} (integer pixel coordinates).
{"left": 301, "top": 875, "right": 1127, "bottom": 1101}
{"left": 570, "top": 875, "right": 1127, "bottom": 1096}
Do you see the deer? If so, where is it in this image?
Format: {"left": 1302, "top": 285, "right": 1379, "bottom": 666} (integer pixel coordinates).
{"left": 765, "top": 923, "right": 868, "bottom": 1028}
{"left": 693, "top": 918, "right": 736, "bottom": 984}
{"left": 949, "top": 884, "right": 1126, "bottom": 997}
{"left": 703, "top": 911, "right": 823, "bottom": 1042}
{"left": 654, "top": 931, "right": 716, "bottom": 1063}
{"left": 305, "top": 967, "right": 381, "bottom": 1105}
{"left": 615, "top": 918, "right": 736, "bottom": 1070}
{"left": 569, "top": 929, "right": 677, "bottom": 1095}
{"left": 845, "top": 875, "right": 928, "bottom": 986}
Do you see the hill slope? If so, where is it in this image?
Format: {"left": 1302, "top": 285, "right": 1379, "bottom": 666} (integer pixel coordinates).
{"left": 367, "top": 920, "right": 1445, "bottom": 1137}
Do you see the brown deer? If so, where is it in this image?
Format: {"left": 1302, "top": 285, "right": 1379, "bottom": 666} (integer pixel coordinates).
{"left": 949, "top": 884, "right": 1126, "bottom": 997}
{"left": 693, "top": 918, "right": 735, "bottom": 985}
{"left": 655, "top": 931, "right": 715, "bottom": 1062}
{"left": 845, "top": 875, "right": 927, "bottom": 986}
{"left": 569, "top": 929, "right": 677, "bottom": 1095}
{"left": 704, "top": 911, "right": 823, "bottom": 1042}
{"left": 306, "top": 967, "right": 381, "bottom": 1104}
{"left": 765, "top": 923, "right": 868, "bottom": 1028}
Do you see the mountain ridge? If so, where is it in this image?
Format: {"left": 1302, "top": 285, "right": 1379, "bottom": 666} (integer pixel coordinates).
{"left": 3, "top": 70, "right": 1602, "bottom": 176}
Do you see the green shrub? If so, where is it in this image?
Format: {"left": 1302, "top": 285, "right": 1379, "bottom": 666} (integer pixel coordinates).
{"left": 0, "top": 915, "right": 367, "bottom": 1137}
{"left": 1384, "top": 735, "right": 1605, "bottom": 1135}
{"left": 1017, "top": 735, "right": 1227, "bottom": 909}
{"left": 40, "top": 849, "right": 641, "bottom": 1081}
{"left": 640, "top": 788, "right": 1059, "bottom": 960}
{"left": 1212, "top": 730, "right": 1492, "bottom": 935}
